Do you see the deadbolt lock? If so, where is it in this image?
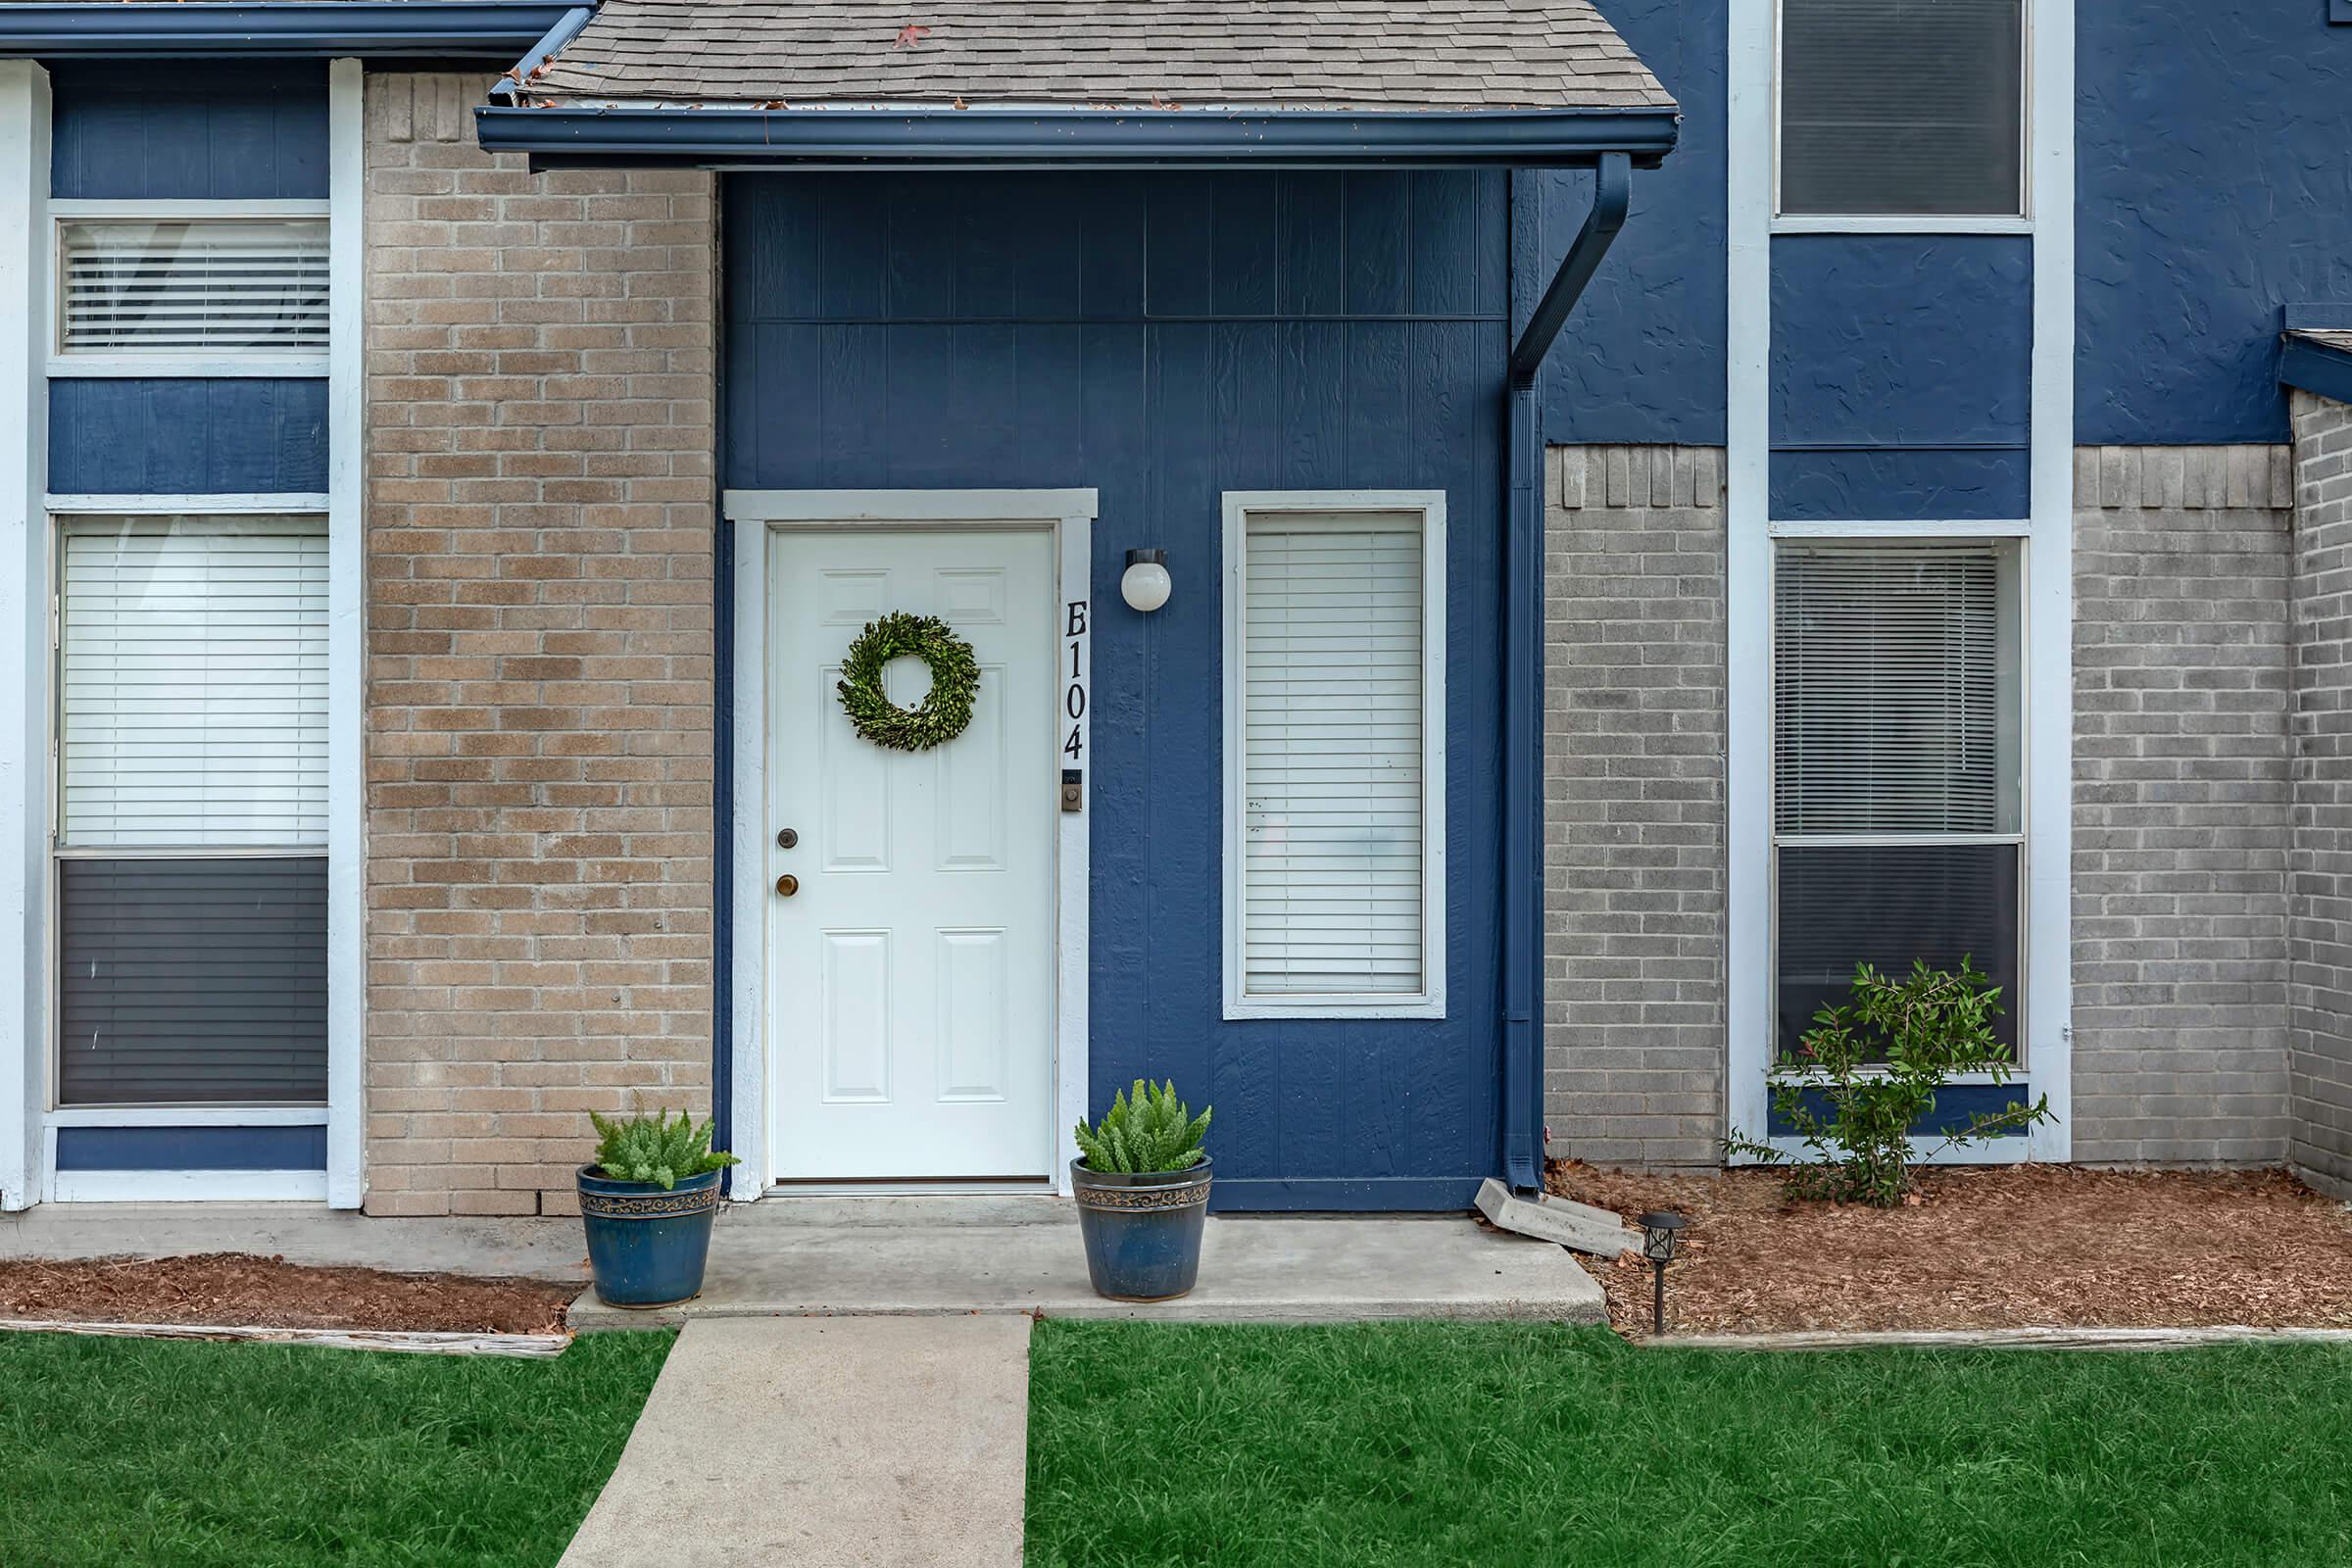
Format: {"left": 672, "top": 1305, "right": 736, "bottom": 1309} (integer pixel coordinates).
{"left": 774, "top": 874, "right": 800, "bottom": 898}
{"left": 776, "top": 827, "right": 799, "bottom": 850}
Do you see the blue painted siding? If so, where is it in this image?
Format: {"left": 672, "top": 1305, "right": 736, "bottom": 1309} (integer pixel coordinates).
{"left": 1540, "top": 0, "right": 1729, "bottom": 446}
{"left": 726, "top": 172, "right": 1507, "bottom": 1210}
{"left": 1767, "top": 1083, "right": 2034, "bottom": 1140}
{"left": 50, "top": 62, "right": 327, "bottom": 201}
{"left": 50, "top": 379, "right": 328, "bottom": 494}
{"left": 55, "top": 1124, "right": 327, "bottom": 1172}
{"left": 2078, "top": 1, "right": 2352, "bottom": 443}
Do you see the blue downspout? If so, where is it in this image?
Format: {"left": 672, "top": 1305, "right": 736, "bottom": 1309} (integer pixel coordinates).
{"left": 1501, "top": 153, "right": 1633, "bottom": 1193}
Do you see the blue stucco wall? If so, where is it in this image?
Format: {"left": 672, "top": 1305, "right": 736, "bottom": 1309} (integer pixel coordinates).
{"left": 2079, "top": 1, "right": 2352, "bottom": 443}
{"left": 1539, "top": 0, "right": 1728, "bottom": 446}
{"left": 50, "top": 62, "right": 327, "bottom": 201}
{"left": 1770, "top": 235, "right": 2033, "bottom": 518}
{"left": 725, "top": 172, "right": 1508, "bottom": 1209}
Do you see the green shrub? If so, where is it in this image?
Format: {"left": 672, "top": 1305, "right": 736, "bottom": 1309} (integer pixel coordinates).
{"left": 587, "top": 1106, "right": 740, "bottom": 1190}
{"left": 1726, "top": 957, "right": 2053, "bottom": 1206}
{"left": 1074, "top": 1080, "right": 1210, "bottom": 1174}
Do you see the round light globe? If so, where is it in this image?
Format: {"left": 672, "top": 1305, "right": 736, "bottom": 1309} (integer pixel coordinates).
{"left": 1120, "top": 550, "right": 1171, "bottom": 612}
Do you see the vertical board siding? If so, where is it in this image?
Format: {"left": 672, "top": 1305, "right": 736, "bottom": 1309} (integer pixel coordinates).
{"left": 50, "top": 62, "right": 327, "bottom": 201}
{"left": 726, "top": 172, "right": 1508, "bottom": 1207}
{"left": 48, "top": 378, "right": 328, "bottom": 495}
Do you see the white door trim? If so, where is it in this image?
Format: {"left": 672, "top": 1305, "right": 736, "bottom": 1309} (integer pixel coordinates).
{"left": 725, "top": 488, "right": 1097, "bottom": 1200}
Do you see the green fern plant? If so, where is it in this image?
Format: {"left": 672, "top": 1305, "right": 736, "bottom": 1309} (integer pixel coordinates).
{"left": 588, "top": 1105, "right": 740, "bottom": 1191}
{"left": 1073, "top": 1080, "right": 1211, "bottom": 1174}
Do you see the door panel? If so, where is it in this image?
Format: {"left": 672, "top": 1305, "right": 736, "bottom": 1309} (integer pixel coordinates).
{"left": 767, "top": 526, "right": 1056, "bottom": 1180}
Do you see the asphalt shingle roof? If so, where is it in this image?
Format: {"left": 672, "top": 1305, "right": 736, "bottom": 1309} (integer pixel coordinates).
{"left": 530, "top": 0, "right": 1676, "bottom": 112}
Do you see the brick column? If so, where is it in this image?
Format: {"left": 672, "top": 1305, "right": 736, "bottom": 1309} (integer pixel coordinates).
{"left": 2072, "top": 445, "right": 2294, "bottom": 1163}
{"left": 362, "top": 74, "right": 716, "bottom": 1216}
{"left": 1542, "top": 445, "right": 1729, "bottom": 1167}
{"left": 2289, "top": 391, "right": 2352, "bottom": 1193}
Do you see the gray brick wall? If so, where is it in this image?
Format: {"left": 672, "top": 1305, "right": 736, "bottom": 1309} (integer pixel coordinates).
{"left": 2072, "top": 445, "right": 2294, "bottom": 1163}
{"left": 2289, "top": 391, "right": 2352, "bottom": 1193}
{"left": 1542, "top": 446, "right": 1727, "bottom": 1166}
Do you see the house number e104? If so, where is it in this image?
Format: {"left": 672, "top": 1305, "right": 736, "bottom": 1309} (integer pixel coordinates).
{"left": 1062, "top": 598, "right": 1089, "bottom": 806}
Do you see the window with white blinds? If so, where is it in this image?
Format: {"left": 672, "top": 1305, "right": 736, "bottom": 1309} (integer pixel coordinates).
{"left": 58, "top": 517, "right": 330, "bottom": 850}
{"left": 58, "top": 220, "right": 329, "bottom": 357}
{"left": 1777, "top": 0, "right": 2027, "bottom": 218}
{"left": 1224, "top": 500, "right": 1446, "bottom": 1018}
{"left": 1771, "top": 543, "right": 2024, "bottom": 1054}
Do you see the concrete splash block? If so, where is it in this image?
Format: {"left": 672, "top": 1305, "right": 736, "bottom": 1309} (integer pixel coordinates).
{"left": 1476, "top": 1178, "right": 1640, "bottom": 1257}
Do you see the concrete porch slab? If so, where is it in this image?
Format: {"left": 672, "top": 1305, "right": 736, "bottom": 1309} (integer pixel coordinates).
{"left": 568, "top": 1202, "right": 1605, "bottom": 1330}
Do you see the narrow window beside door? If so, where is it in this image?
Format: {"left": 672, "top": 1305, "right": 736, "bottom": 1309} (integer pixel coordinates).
{"left": 54, "top": 515, "right": 329, "bottom": 1105}
{"left": 1223, "top": 496, "right": 1446, "bottom": 1020}
{"left": 1771, "top": 542, "right": 2024, "bottom": 1055}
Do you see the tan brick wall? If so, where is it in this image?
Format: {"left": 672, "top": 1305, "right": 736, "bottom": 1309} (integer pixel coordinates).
{"left": 362, "top": 74, "right": 717, "bottom": 1216}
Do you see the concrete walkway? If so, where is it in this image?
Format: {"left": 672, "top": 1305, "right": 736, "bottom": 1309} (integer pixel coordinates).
{"left": 560, "top": 1316, "right": 1029, "bottom": 1568}
{"left": 570, "top": 1198, "right": 1605, "bottom": 1329}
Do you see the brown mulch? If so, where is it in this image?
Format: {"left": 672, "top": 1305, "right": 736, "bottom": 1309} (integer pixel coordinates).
{"left": 1548, "top": 1160, "right": 2352, "bottom": 1338}
{"left": 0, "top": 1253, "right": 575, "bottom": 1335}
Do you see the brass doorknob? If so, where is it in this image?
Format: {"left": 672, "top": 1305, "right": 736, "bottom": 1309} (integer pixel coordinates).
{"left": 775, "top": 874, "right": 799, "bottom": 898}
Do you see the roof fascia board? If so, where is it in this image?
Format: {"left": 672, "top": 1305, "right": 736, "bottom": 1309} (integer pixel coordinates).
{"left": 0, "top": 3, "right": 583, "bottom": 59}
{"left": 472, "top": 103, "right": 1680, "bottom": 170}
{"left": 2283, "top": 337, "right": 2352, "bottom": 409}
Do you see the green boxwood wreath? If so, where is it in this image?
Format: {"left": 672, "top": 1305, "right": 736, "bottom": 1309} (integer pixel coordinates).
{"left": 835, "top": 612, "right": 982, "bottom": 752}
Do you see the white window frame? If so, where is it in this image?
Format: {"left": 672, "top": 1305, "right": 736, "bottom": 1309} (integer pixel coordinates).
{"left": 1221, "top": 490, "right": 1447, "bottom": 1022}
{"left": 47, "top": 197, "right": 332, "bottom": 378}
{"left": 1770, "top": 0, "right": 2034, "bottom": 232}
{"left": 1764, "top": 534, "right": 2031, "bottom": 1102}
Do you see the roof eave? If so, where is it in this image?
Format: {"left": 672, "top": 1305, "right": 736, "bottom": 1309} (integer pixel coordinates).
{"left": 472, "top": 103, "right": 1680, "bottom": 171}
{"left": 0, "top": 2, "right": 586, "bottom": 60}
{"left": 2283, "top": 336, "right": 2352, "bottom": 410}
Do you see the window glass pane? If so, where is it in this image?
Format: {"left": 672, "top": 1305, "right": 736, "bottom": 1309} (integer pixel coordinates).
{"left": 1240, "top": 512, "right": 1426, "bottom": 998}
{"left": 1776, "top": 842, "right": 2020, "bottom": 1054}
{"left": 59, "top": 219, "right": 329, "bottom": 355}
{"left": 1775, "top": 545, "right": 2017, "bottom": 835}
{"left": 1780, "top": 0, "right": 2025, "bottom": 216}
{"left": 59, "top": 516, "right": 329, "bottom": 850}
{"left": 56, "top": 856, "right": 327, "bottom": 1106}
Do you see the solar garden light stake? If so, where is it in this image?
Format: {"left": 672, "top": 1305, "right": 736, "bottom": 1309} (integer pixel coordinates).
{"left": 1638, "top": 1210, "right": 1687, "bottom": 1336}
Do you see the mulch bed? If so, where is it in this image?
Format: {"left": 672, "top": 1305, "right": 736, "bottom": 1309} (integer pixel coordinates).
{"left": 1548, "top": 1160, "right": 2352, "bottom": 1337}
{"left": 0, "top": 1253, "right": 575, "bottom": 1335}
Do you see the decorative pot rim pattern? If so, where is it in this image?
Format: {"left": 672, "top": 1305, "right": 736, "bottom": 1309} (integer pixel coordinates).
{"left": 576, "top": 1163, "right": 724, "bottom": 1218}
{"left": 1069, "top": 1155, "right": 1213, "bottom": 1213}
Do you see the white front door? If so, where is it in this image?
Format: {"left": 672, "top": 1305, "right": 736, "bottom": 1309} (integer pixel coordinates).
{"left": 766, "top": 526, "right": 1058, "bottom": 1180}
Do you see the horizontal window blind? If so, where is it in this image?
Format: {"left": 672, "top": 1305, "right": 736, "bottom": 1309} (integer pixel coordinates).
{"left": 57, "top": 856, "right": 327, "bottom": 1106}
{"left": 1774, "top": 546, "right": 2003, "bottom": 836}
{"left": 59, "top": 517, "right": 329, "bottom": 850}
{"left": 1779, "top": 0, "right": 2025, "bottom": 217}
{"left": 1239, "top": 512, "right": 1427, "bottom": 998}
{"left": 59, "top": 220, "right": 329, "bottom": 355}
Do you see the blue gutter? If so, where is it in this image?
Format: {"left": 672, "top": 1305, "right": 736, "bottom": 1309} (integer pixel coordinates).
{"left": 1499, "top": 153, "right": 1635, "bottom": 1192}
{"left": 473, "top": 104, "right": 1679, "bottom": 171}
{"left": 0, "top": 2, "right": 581, "bottom": 58}
{"left": 488, "top": 5, "right": 593, "bottom": 103}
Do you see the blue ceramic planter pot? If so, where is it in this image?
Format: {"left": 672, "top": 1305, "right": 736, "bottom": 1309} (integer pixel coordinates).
{"left": 1071, "top": 1156, "right": 1212, "bottom": 1302}
{"left": 577, "top": 1164, "right": 722, "bottom": 1309}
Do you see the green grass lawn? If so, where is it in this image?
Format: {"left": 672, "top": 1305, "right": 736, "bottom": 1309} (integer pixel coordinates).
{"left": 0, "top": 1329, "right": 672, "bottom": 1568}
{"left": 1027, "top": 1321, "right": 2352, "bottom": 1568}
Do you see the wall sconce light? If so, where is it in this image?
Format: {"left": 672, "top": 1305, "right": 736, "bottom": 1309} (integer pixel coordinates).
{"left": 1121, "top": 548, "right": 1171, "bottom": 612}
{"left": 1638, "top": 1210, "right": 1687, "bottom": 1337}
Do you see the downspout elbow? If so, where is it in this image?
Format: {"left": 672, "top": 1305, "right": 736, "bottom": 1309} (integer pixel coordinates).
{"left": 1508, "top": 151, "right": 1634, "bottom": 390}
